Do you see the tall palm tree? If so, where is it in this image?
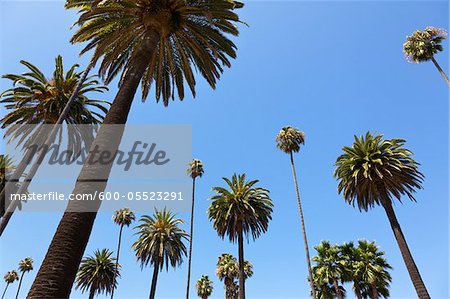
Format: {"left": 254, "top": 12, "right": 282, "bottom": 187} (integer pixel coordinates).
{"left": 312, "top": 241, "right": 345, "bottom": 299}
{"left": 208, "top": 174, "right": 273, "bottom": 299}
{"left": 76, "top": 249, "right": 120, "bottom": 299}
{"left": 15, "top": 257, "right": 33, "bottom": 299}
{"left": 403, "top": 26, "right": 449, "bottom": 85}
{"left": 196, "top": 275, "right": 213, "bottom": 299}
{"left": 2, "top": 270, "right": 18, "bottom": 299}
{"left": 334, "top": 132, "right": 429, "bottom": 298}
{"left": 354, "top": 241, "right": 392, "bottom": 299}
{"left": 186, "top": 159, "right": 204, "bottom": 299}
{"left": 276, "top": 126, "right": 316, "bottom": 298}
{"left": 111, "top": 208, "right": 135, "bottom": 299}
{"left": 0, "top": 56, "right": 109, "bottom": 233}
{"left": 216, "top": 253, "right": 253, "bottom": 299}
{"left": 132, "top": 209, "right": 188, "bottom": 299}
{"left": 29, "top": 1, "right": 243, "bottom": 296}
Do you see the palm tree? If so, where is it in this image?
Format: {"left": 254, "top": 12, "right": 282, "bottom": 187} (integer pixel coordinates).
{"left": 208, "top": 174, "right": 273, "bottom": 299}
{"left": 76, "top": 249, "right": 120, "bottom": 299}
{"left": 354, "top": 241, "right": 392, "bottom": 299}
{"left": 133, "top": 209, "right": 188, "bottom": 299}
{"left": 334, "top": 132, "right": 429, "bottom": 298}
{"left": 2, "top": 270, "right": 18, "bottom": 299}
{"left": 403, "top": 26, "right": 449, "bottom": 85}
{"left": 110, "top": 208, "right": 135, "bottom": 299}
{"left": 216, "top": 253, "right": 253, "bottom": 299}
{"left": 186, "top": 159, "right": 204, "bottom": 299}
{"left": 216, "top": 253, "right": 238, "bottom": 299}
{"left": 0, "top": 56, "right": 109, "bottom": 233}
{"left": 0, "top": 155, "right": 18, "bottom": 217}
{"left": 311, "top": 280, "right": 346, "bottom": 299}
{"left": 15, "top": 257, "right": 33, "bottom": 299}
{"left": 196, "top": 275, "right": 213, "bottom": 299}
{"left": 312, "top": 241, "right": 345, "bottom": 299}
{"left": 276, "top": 126, "right": 316, "bottom": 298}
{"left": 28, "top": 1, "right": 243, "bottom": 296}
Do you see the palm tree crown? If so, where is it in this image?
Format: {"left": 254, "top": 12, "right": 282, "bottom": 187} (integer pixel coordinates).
{"left": 208, "top": 173, "right": 273, "bottom": 242}
{"left": 0, "top": 56, "right": 109, "bottom": 149}
{"left": 276, "top": 126, "right": 305, "bottom": 153}
{"left": 3, "top": 271, "right": 19, "bottom": 284}
{"left": 75, "top": 249, "right": 120, "bottom": 297}
{"left": 113, "top": 207, "right": 136, "bottom": 227}
{"left": 334, "top": 132, "right": 424, "bottom": 211}
{"left": 67, "top": 0, "right": 243, "bottom": 106}
{"left": 196, "top": 275, "right": 213, "bottom": 299}
{"left": 188, "top": 159, "right": 204, "bottom": 179}
{"left": 133, "top": 209, "right": 188, "bottom": 270}
{"left": 403, "top": 27, "right": 447, "bottom": 63}
{"left": 312, "top": 241, "right": 345, "bottom": 288}
{"left": 18, "top": 257, "right": 33, "bottom": 273}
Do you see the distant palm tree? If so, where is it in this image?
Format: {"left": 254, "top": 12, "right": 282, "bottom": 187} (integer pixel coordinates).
{"left": 0, "top": 155, "right": 18, "bottom": 217}
{"left": 111, "top": 208, "right": 135, "bottom": 299}
{"left": 76, "top": 249, "right": 119, "bottom": 299}
{"left": 312, "top": 280, "right": 346, "bottom": 299}
{"left": 403, "top": 26, "right": 449, "bottom": 85}
{"left": 312, "top": 241, "right": 345, "bottom": 299}
{"left": 2, "top": 270, "right": 18, "bottom": 299}
{"left": 133, "top": 209, "right": 188, "bottom": 299}
{"left": 354, "top": 240, "right": 392, "bottom": 299}
{"left": 208, "top": 174, "right": 272, "bottom": 299}
{"left": 276, "top": 126, "right": 316, "bottom": 298}
{"left": 334, "top": 132, "right": 429, "bottom": 298}
{"left": 0, "top": 56, "right": 109, "bottom": 232}
{"left": 15, "top": 257, "right": 33, "bottom": 299}
{"left": 196, "top": 275, "right": 213, "bottom": 299}
{"left": 186, "top": 159, "right": 204, "bottom": 299}
{"left": 216, "top": 253, "right": 253, "bottom": 299}
{"left": 29, "top": 1, "right": 243, "bottom": 296}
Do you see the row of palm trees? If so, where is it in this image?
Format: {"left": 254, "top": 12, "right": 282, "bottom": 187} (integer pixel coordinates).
{"left": 0, "top": 0, "right": 446, "bottom": 295}
{"left": 2, "top": 257, "right": 33, "bottom": 299}
{"left": 311, "top": 240, "right": 392, "bottom": 299}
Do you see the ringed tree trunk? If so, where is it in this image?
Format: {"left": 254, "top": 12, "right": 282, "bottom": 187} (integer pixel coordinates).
{"left": 289, "top": 152, "right": 316, "bottom": 298}
{"left": 186, "top": 177, "right": 196, "bottom": 299}
{"left": 370, "top": 284, "right": 379, "bottom": 299}
{"left": 332, "top": 279, "right": 343, "bottom": 299}
{"left": 15, "top": 272, "right": 25, "bottom": 299}
{"left": 1, "top": 283, "right": 9, "bottom": 299}
{"left": 431, "top": 56, "right": 450, "bottom": 85}
{"left": 89, "top": 288, "right": 95, "bottom": 299}
{"left": 26, "top": 31, "right": 161, "bottom": 299}
{"left": 381, "top": 198, "right": 430, "bottom": 299}
{"left": 354, "top": 284, "right": 363, "bottom": 299}
{"left": 149, "top": 258, "right": 160, "bottom": 299}
{"left": 237, "top": 230, "right": 245, "bottom": 299}
{"left": 111, "top": 224, "right": 124, "bottom": 299}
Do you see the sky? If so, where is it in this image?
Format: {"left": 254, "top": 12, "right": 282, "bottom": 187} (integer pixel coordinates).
{"left": 0, "top": 0, "right": 449, "bottom": 298}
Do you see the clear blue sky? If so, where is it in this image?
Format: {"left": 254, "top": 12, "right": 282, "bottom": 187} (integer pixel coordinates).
{"left": 0, "top": 1, "right": 448, "bottom": 298}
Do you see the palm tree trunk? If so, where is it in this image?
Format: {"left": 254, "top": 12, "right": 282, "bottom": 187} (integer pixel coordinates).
{"left": 289, "top": 152, "right": 316, "bottom": 298}
{"left": 354, "top": 284, "right": 362, "bottom": 299}
{"left": 237, "top": 230, "right": 245, "bottom": 299}
{"left": 1, "top": 283, "right": 9, "bottom": 299}
{"left": 26, "top": 31, "right": 161, "bottom": 299}
{"left": 332, "top": 279, "right": 343, "bottom": 299}
{"left": 111, "top": 224, "right": 124, "bottom": 299}
{"left": 381, "top": 199, "right": 430, "bottom": 299}
{"left": 88, "top": 288, "right": 95, "bottom": 299}
{"left": 186, "top": 177, "right": 196, "bottom": 299}
{"left": 15, "top": 272, "right": 24, "bottom": 299}
{"left": 370, "top": 283, "right": 378, "bottom": 299}
{"left": 431, "top": 57, "right": 450, "bottom": 86}
{"left": 149, "top": 259, "right": 160, "bottom": 299}
{"left": 0, "top": 61, "right": 94, "bottom": 227}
